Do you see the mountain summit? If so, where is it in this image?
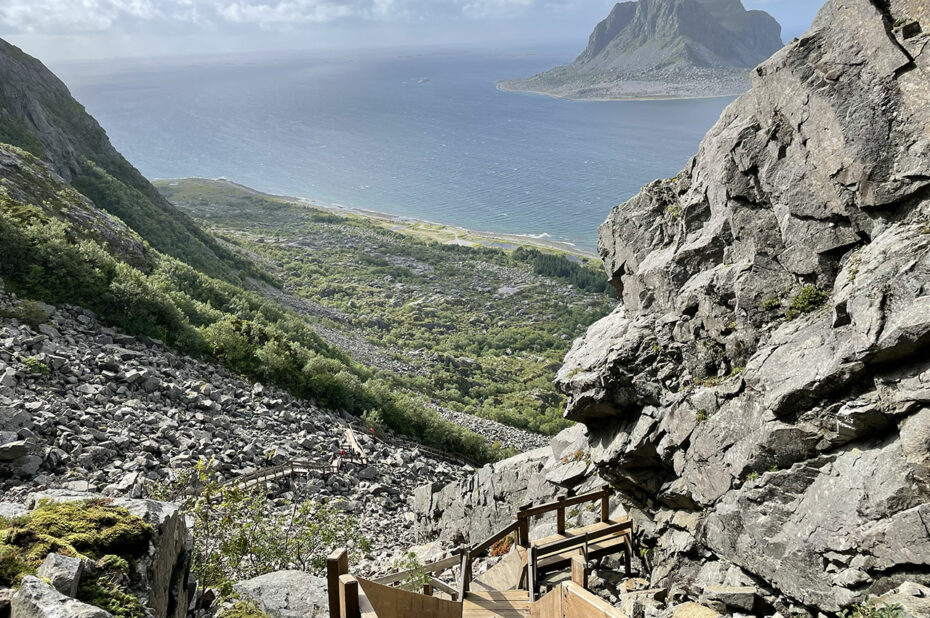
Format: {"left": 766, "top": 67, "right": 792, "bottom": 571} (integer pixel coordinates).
{"left": 499, "top": 0, "right": 783, "bottom": 100}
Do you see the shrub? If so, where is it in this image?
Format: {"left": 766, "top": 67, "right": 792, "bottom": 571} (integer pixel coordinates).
{"left": 0, "top": 300, "right": 49, "bottom": 330}
{"left": 21, "top": 357, "right": 50, "bottom": 376}
{"left": 153, "top": 461, "right": 371, "bottom": 592}
{"left": 785, "top": 286, "right": 829, "bottom": 321}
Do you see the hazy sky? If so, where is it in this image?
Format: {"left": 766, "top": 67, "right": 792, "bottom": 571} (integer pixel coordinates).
{"left": 1, "top": 0, "right": 826, "bottom": 62}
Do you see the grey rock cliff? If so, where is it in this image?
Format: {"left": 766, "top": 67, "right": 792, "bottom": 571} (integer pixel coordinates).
{"left": 499, "top": 0, "right": 783, "bottom": 100}
{"left": 554, "top": 0, "right": 930, "bottom": 614}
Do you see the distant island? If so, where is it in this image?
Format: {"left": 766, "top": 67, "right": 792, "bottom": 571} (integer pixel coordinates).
{"left": 499, "top": 0, "right": 783, "bottom": 100}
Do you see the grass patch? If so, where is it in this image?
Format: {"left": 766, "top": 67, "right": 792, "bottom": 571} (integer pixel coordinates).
{"left": 785, "top": 286, "right": 829, "bottom": 321}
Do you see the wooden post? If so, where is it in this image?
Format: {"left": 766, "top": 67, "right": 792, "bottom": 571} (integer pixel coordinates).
{"left": 556, "top": 496, "right": 566, "bottom": 535}
{"left": 624, "top": 534, "right": 633, "bottom": 577}
{"left": 517, "top": 502, "right": 532, "bottom": 546}
{"left": 600, "top": 486, "right": 610, "bottom": 522}
{"left": 423, "top": 582, "right": 433, "bottom": 597}
{"left": 327, "top": 549, "right": 349, "bottom": 618}
{"left": 458, "top": 547, "right": 472, "bottom": 599}
{"left": 338, "top": 574, "right": 359, "bottom": 618}
{"left": 527, "top": 545, "right": 538, "bottom": 602}
{"left": 571, "top": 551, "right": 587, "bottom": 588}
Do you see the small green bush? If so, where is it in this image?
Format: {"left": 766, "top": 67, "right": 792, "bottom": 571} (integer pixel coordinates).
{"left": 0, "top": 300, "right": 49, "bottom": 330}
{"left": 220, "top": 601, "right": 270, "bottom": 618}
{"left": 785, "top": 286, "right": 829, "bottom": 321}
{"left": 22, "top": 357, "right": 50, "bottom": 376}
{"left": 839, "top": 601, "right": 904, "bottom": 618}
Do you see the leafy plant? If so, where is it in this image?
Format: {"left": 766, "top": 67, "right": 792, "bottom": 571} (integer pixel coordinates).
{"left": 839, "top": 600, "right": 904, "bottom": 618}
{"left": 21, "top": 356, "right": 50, "bottom": 376}
{"left": 489, "top": 533, "right": 515, "bottom": 558}
{"left": 392, "top": 552, "right": 431, "bottom": 592}
{"left": 785, "top": 286, "right": 829, "bottom": 321}
{"left": 151, "top": 460, "right": 371, "bottom": 592}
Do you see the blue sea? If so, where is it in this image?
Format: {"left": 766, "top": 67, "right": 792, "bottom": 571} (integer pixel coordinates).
{"left": 54, "top": 48, "right": 732, "bottom": 253}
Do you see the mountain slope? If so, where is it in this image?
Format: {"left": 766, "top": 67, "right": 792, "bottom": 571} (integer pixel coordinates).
{"left": 499, "top": 0, "right": 783, "bottom": 100}
{"left": 555, "top": 0, "right": 930, "bottom": 612}
{"left": 0, "top": 38, "right": 254, "bottom": 282}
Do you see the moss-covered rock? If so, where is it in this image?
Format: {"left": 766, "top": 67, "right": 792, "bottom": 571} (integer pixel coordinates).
{"left": 0, "top": 498, "right": 153, "bottom": 588}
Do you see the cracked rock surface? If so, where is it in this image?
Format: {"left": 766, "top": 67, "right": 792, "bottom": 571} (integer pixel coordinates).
{"left": 552, "top": 0, "right": 930, "bottom": 614}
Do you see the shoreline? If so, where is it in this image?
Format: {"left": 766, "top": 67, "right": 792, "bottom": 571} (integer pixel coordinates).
{"left": 495, "top": 81, "right": 744, "bottom": 102}
{"left": 156, "top": 177, "right": 600, "bottom": 259}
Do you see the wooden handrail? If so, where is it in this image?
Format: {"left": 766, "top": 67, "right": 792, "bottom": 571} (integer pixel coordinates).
{"left": 369, "top": 554, "right": 461, "bottom": 586}
{"left": 428, "top": 577, "right": 458, "bottom": 600}
{"left": 470, "top": 520, "right": 519, "bottom": 557}
{"left": 518, "top": 486, "right": 610, "bottom": 519}
{"left": 535, "top": 520, "right": 632, "bottom": 557}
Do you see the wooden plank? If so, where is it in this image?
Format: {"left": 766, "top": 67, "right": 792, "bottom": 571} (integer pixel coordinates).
{"left": 430, "top": 577, "right": 459, "bottom": 599}
{"left": 562, "top": 582, "right": 627, "bottom": 617}
{"left": 571, "top": 553, "right": 587, "bottom": 588}
{"left": 519, "top": 487, "right": 610, "bottom": 519}
{"left": 359, "top": 578, "right": 463, "bottom": 618}
{"left": 339, "top": 574, "right": 360, "bottom": 618}
{"left": 327, "top": 549, "right": 349, "bottom": 618}
{"left": 530, "top": 586, "right": 561, "bottom": 618}
{"left": 344, "top": 428, "right": 369, "bottom": 464}
{"left": 371, "top": 554, "right": 461, "bottom": 585}
{"left": 459, "top": 548, "right": 473, "bottom": 598}
{"left": 472, "top": 545, "right": 525, "bottom": 592}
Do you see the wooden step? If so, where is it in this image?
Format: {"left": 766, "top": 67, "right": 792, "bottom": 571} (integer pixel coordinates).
{"left": 463, "top": 590, "right": 531, "bottom": 617}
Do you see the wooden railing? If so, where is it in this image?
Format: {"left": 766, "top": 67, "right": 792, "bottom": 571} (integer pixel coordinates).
{"left": 515, "top": 486, "right": 611, "bottom": 546}
{"left": 327, "top": 485, "right": 634, "bottom": 616}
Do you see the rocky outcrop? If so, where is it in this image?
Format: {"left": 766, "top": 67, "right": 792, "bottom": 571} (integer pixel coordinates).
{"left": 555, "top": 0, "right": 930, "bottom": 614}
{"left": 233, "top": 571, "right": 328, "bottom": 618}
{"left": 499, "top": 0, "right": 783, "bottom": 100}
{"left": 11, "top": 577, "right": 110, "bottom": 618}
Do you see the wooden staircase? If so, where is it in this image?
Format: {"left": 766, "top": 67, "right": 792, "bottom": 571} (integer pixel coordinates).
{"left": 327, "top": 486, "right": 634, "bottom": 618}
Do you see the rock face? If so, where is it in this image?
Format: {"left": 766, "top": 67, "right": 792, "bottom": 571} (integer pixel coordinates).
{"left": 0, "top": 37, "right": 248, "bottom": 280}
{"left": 11, "top": 576, "right": 110, "bottom": 618}
{"left": 499, "top": 0, "right": 782, "bottom": 100}
{"left": 233, "top": 570, "right": 328, "bottom": 618}
{"left": 555, "top": 0, "right": 930, "bottom": 614}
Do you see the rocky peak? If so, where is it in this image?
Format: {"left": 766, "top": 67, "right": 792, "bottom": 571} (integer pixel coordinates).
{"left": 576, "top": 0, "right": 783, "bottom": 71}
{"left": 556, "top": 0, "right": 930, "bottom": 613}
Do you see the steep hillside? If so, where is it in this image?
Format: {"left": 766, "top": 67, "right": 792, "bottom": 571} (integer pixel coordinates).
{"left": 499, "top": 0, "right": 783, "bottom": 100}
{"left": 0, "top": 38, "right": 255, "bottom": 282}
{"left": 552, "top": 0, "right": 930, "bottom": 613}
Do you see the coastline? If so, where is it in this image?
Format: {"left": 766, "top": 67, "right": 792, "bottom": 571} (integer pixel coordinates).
{"left": 155, "top": 177, "right": 599, "bottom": 259}
{"left": 495, "top": 81, "right": 744, "bottom": 103}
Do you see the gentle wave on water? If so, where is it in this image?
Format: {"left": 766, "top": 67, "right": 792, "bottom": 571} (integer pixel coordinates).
{"left": 58, "top": 49, "right": 733, "bottom": 252}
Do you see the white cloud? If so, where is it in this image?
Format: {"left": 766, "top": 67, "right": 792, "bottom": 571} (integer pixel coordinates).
{"left": 0, "top": 0, "right": 584, "bottom": 33}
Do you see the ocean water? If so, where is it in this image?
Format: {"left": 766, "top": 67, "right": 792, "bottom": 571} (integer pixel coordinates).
{"left": 56, "top": 49, "right": 733, "bottom": 253}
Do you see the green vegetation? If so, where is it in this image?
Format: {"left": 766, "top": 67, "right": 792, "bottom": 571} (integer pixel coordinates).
{"left": 221, "top": 601, "right": 271, "bottom": 618}
{"left": 839, "top": 601, "right": 904, "bottom": 618}
{"left": 744, "top": 471, "right": 760, "bottom": 482}
{"left": 760, "top": 297, "right": 781, "bottom": 311}
{"left": 21, "top": 356, "right": 50, "bottom": 375}
{"left": 151, "top": 461, "right": 370, "bottom": 593}
{"left": 785, "top": 286, "right": 829, "bottom": 321}
{"left": 0, "top": 148, "right": 506, "bottom": 462}
{"left": 392, "top": 552, "right": 431, "bottom": 592}
{"left": 157, "top": 179, "right": 614, "bottom": 435}
{"left": 78, "top": 555, "right": 146, "bottom": 618}
{"left": 0, "top": 299, "right": 49, "bottom": 330}
{"left": 511, "top": 247, "right": 608, "bottom": 294}
{"left": 0, "top": 499, "right": 153, "bottom": 615}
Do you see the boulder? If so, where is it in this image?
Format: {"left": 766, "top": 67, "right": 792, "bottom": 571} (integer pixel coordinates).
{"left": 233, "top": 570, "right": 328, "bottom": 618}
{"left": 11, "top": 576, "right": 110, "bottom": 618}
{"left": 868, "top": 582, "right": 930, "bottom": 618}
{"left": 36, "top": 553, "right": 83, "bottom": 598}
